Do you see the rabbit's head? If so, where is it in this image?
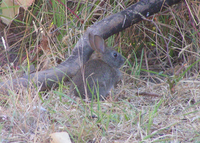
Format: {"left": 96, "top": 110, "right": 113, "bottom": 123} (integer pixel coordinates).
{"left": 89, "top": 33, "right": 125, "bottom": 68}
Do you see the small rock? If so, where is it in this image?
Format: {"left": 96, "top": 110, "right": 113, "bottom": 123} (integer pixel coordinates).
{"left": 49, "top": 132, "right": 71, "bottom": 143}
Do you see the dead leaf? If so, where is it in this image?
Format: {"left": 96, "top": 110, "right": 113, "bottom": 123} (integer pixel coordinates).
{"left": 1, "top": 0, "right": 19, "bottom": 25}
{"left": 0, "top": 0, "right": 35, "bottom": 25}
{"left": 14, "top": 0, "right": 34, "bottom": 10}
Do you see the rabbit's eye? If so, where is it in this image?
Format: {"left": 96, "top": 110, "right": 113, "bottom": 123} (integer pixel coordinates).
{"left": 113, "top": 52, "right": 118, "bottom": 58}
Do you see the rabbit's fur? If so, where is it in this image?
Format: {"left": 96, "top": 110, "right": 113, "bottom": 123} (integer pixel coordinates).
{"left": 70, "top": 33, "right": 125, "bottom": 100}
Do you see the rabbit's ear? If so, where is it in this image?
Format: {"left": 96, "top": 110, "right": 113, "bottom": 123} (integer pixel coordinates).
{"left": 88, "top": 33, "right": 96, "bottom": 50}
{"left": 94, "top": 35, "right": 105, "bottom": 53}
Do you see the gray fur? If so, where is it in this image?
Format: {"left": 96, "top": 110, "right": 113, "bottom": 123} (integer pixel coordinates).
{"left": 70, "top": 33, "right": 125, "bottom": 100}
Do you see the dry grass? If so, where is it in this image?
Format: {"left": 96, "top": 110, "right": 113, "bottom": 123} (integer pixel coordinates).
{"left": 0, "top": 0, "right": 200, "bottom": 142}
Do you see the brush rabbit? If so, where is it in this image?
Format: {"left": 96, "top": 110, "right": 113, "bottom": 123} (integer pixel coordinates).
{"left": 70, "top": 33, "right": 125, "bottom": 100}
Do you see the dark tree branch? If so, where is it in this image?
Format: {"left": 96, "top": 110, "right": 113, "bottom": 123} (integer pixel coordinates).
{"left": 0, "top": 0, "right": 182, "bottom": 94}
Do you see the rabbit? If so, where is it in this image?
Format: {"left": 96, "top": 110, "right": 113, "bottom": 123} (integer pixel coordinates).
{"left": 70, "top": 33, "right": 125, "bottom": 100}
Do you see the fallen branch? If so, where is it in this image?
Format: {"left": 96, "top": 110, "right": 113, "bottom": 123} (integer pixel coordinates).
{"left": 0, "top": 0, "right": 182, "bottom": 94}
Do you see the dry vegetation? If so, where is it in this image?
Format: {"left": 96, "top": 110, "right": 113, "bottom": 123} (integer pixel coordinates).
{"left": 0, "top": 0, "right": 200, "bottom": 142}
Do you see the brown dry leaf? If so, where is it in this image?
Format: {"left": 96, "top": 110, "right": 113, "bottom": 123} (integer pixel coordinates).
{"left": 1, "top": 0, "right": 19, "bottom": 25}
{"left": 31, "top": 34, "right": 52, "bottom": 70}
{"left": 14, "top": 0, "right": 34, "bottom": 10}
{"left": 0, "top": 0, "right": 34, "bottom": 25}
